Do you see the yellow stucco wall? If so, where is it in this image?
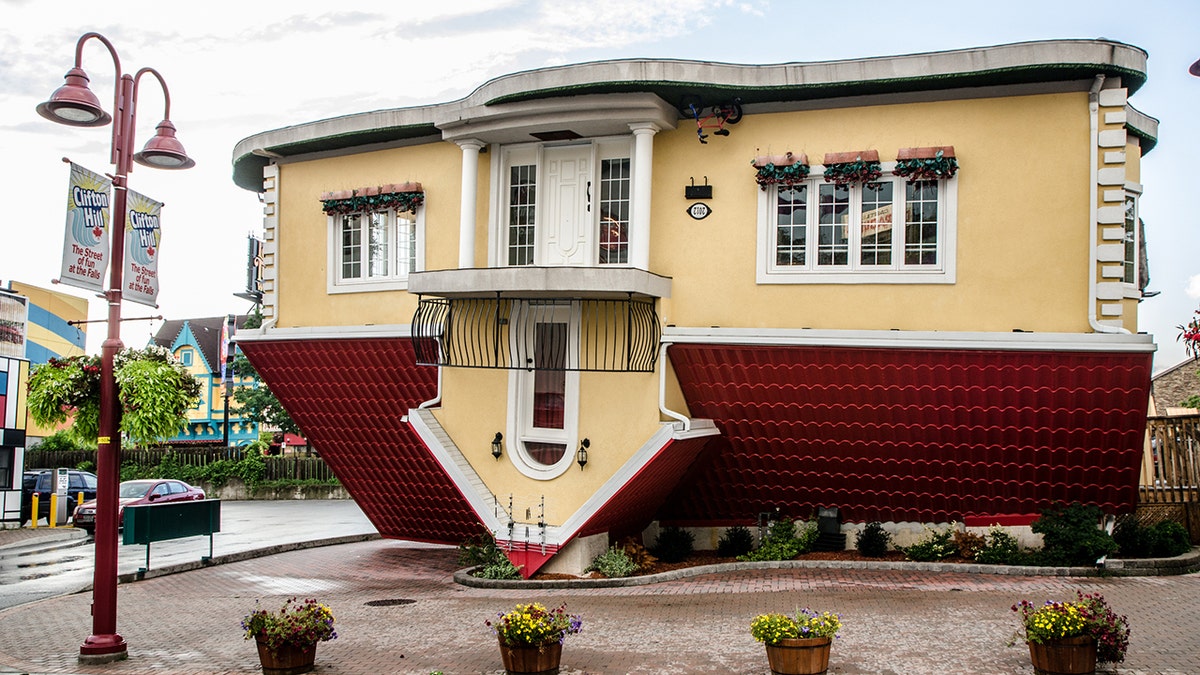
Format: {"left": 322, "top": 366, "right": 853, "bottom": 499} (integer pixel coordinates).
{"left": 273, "top": 142, "right": 472, "bottom": 328}
{"left": 652, "top": 92, "right": 1094, "bottom": 332}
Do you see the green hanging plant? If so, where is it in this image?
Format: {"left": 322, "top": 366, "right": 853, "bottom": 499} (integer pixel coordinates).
{"left": 893, "top": 150, "right": 958, "bottom": 181}
{"left": 822, "top": 158, "right": 882, "bottom": 186}
{"left": 321, "top": 190, "right": 424, "bottom": 215}
{"left": 752, "top": 157, "right": 811, "bottom": 190}
{"left": 26, "top": 346, "right": 202, "bottom": 448}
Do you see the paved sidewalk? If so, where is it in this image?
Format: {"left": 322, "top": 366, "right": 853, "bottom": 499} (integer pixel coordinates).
{"left": 0, "top": 539, "right": 1196, "bottom": 675}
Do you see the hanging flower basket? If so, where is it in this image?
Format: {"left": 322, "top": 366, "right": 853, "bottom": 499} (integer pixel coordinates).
{"left": 752, "top": 152, "right": 810, "bottom": 190}
{"left": 320, "top": 182, "right": 424, "bottom": 215}
{"left": 821, "top": 150, "right": 881, "bottom": 186}
{"left": 893, "top": 146, "right": 958, "bottom": 181}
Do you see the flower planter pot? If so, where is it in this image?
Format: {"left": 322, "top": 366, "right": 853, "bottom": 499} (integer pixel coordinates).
{"left": 1027, "top": 636, "right": 1097, "bottom": 675}
{"left": 498, "top": 639, "right": 562, "bottom": 675}
{"left": 255, "top": 639, "right": 317, "bottom": 675}
{"left": 764, "top": 637, "right": 832, "bottom": 675}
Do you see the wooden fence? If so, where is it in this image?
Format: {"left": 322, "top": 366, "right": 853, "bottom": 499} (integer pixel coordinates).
{"left": 25, "top": 446, "right": 337, "bottom": 483}
{"left": 1138, "top": 415, "right": 1200, "bottom": 542}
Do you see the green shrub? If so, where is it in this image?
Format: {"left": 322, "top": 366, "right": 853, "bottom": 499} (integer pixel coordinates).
{"left": 1031, "top": 502, "right": 1117, "bottom": 566}
{"left": 75, "top": 459, "right": 96, "bottom": 473}
{"left": 587, "top": 546, "right": 640, "bottom": 578}
{"left": 974, "top": 526, "right": 1025, "bottom": 565}
{"left": 456, "top": 532, "right": 522, "bottom": 580}
{"left": 235, "top": 450, "right": 266, "bottom": 487}
{"left": 1114, "top": 517, "right": 1192, "bottom": 559}
{"left": 651, "top": 526, "right": 695, "bottom": 563}
{"left": 900, "top": 524, "right": 957, "bottom": 562}
{"left": 38, "top": 430, "right": 92, "bottom": 453}
{"left": 738, "top": 517, "right": 815, "bottom": 562}
{"left": 855, "top": 521, "right": 892, "bottom": 557}
{"left": 717, "top": 525, "right": 755, "bottom": 557}
{"left": 1147, "top": 521, "right": 1193, "bottom": 557}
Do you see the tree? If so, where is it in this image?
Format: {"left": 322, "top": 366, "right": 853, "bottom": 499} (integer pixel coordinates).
{"left": 232, "top": 309, "right": 299, "bottom": 436}
{"left": 26, "top": 345, "right": 202, "bottom": 448}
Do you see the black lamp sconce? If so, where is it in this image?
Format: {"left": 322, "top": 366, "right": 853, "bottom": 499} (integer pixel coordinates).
{"left": 577, "top": 438, "right": 590, "bottom": 469}
{"left": 491, "top": 432, "right": 503, "bottom": 459}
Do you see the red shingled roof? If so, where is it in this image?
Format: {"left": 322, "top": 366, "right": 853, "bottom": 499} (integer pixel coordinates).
{"left": 661, "top": 344, "right": 1153, "bottom": 525}
{"left": 236, "top": 338, "right": 481, "bottom": 543}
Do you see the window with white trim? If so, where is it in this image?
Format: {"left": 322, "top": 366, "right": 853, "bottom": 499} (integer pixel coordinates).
{"left": 1123, "top": 190, "right": 1139, "bottom": 285}
{"left": 507, "top": 301, "right": 579, "bottom": 480}
{"left": 328, "top": 207, "right": 422, "bottom": 293}
{"left": 757, "top": 170, "right": 956, "bottom": 284}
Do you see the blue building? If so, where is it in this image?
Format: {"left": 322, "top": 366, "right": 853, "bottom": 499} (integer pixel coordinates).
{"left": 151, "top": 315, "right": 258, "bottom": 445}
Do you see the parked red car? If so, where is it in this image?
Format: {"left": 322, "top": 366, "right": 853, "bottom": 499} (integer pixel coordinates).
{"left": 73, "top": 479, "right": 206, "bottom": 535}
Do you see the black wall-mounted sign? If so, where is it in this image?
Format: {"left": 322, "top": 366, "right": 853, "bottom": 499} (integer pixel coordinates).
{"left": 685, "top": 176, "right": 712, "bottom": 200}
{"left": 686, "top": 203, "right": 712, "bottom": 220}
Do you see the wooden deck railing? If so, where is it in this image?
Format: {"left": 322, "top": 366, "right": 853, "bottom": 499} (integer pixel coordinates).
{"left": 1140, "top": 415, "right": 1200, "bottom": 503}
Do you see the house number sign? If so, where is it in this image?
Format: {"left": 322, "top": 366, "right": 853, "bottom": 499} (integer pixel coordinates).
{"left": 686, "top": 203, "right": 712, "bottom": 220}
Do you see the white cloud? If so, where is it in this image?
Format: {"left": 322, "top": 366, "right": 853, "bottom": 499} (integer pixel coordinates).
{"left": 1187, "top": 274, "right": 1200, "bottom": 299}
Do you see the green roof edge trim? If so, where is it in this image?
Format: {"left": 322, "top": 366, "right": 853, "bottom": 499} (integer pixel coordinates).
{"left": 483, "top": 63, "right": 1148, "bottom": 107}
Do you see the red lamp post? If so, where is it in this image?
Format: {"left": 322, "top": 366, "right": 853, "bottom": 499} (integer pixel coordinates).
{"left": 37, "top": 32, "right": 194, "bottom": 664}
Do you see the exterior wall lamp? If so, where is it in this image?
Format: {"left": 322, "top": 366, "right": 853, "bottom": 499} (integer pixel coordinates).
{"left": 577, "top": 438, "right": 590, "bottom": 469}
{"left": 492, "top": 432, "right": 503, "bottom": 459}
{"left": 36, "top": 31, "right": 194, "bottom": 665}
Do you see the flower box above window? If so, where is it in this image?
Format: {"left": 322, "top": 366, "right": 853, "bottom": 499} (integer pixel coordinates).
{"left": 320, "top": 182, "right": 424, "bottom": 215}
{"left": 821, "top": 150, "right": 881, "bottom": 186}
{"left": 893, "top": 146, "right": 958, "bottom": 181}
{"left": 752, "top": 152, "right": 810, "bottom": 190}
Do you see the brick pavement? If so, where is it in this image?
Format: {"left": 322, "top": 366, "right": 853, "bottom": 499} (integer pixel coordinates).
{"left": 0, "top": 539, "right": 1196, "bottom": 675}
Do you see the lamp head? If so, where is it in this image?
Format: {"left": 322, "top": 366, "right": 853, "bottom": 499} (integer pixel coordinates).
{"left": 491, "top": 432, "right": 503, "bottom": 459}
{"left": 133, "top": 119, "right": 195, "bottom": 169}
{"left": 36, "top": 67, "right": 111, "bottom": 127}
{"left": 577, "top": 438, "right": 590, "bottom": 470}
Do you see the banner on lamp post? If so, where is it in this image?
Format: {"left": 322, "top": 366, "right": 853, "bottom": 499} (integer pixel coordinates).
{"left": 123, "top": 190, "right": 163, "bottom": 308}
{"left": 59, "top": 162, "right": 111, "bottom": 293}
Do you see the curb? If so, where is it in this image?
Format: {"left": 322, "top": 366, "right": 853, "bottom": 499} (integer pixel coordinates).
{"left": 453, "top": 547, "right": 1200, "bottom": 589}
{"left": 0, "top": 527, "right": 87, "bottom": 554}
{"left": 107, "top": 532, "right": 382, "bottom": 586}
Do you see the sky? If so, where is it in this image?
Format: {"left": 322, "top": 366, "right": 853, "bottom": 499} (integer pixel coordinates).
{"left": 2, "top": 0, "right": 1198, "bottom": 373}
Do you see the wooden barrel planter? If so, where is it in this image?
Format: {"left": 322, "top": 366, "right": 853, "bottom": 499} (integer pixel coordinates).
{"left": 764, "top": 637, "right": 832, "bottom": 675}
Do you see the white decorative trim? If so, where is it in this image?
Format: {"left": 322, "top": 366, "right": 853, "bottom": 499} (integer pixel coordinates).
{"left": 1102, "top": 189, "right": 1124, "bottom": 203}
{"left": 661, "top": 326, "right": 1156, "bottom": 353}
{"left": 409, "top": 408, "right": 502, "bottom": 531}
{"left": 1103, "top": 151, "right": 1126, "bottom": 164}
{"left": 1104, "top": 111, "right": 1127, "bottom": 124}
{"left": 1097, "top": 129, "right": 1127, "bottom": 148}
{"left": 1096, "top": 205, "right": 1124, "bottom": 224}
{"left": 1101, "top": 265, "right": 1125, "bottom": 279}
{"left": 232, "top": 324, "right": 412, "bottom": 343}
{"left": 1095, "top": 282, "right": 1125, "bottom": 300}
{"left": 1097, "top": 88, "right": 1128, "bottom": 107}
{"left": 1096, "top": 243, "right": 1124, "bottom": 262}
{"left": 1097, "top": 167, "right": 1126, "bottom": 185}
{"left": 1100, "top": 303, "right": 1124, "bottom": 317}
{"left": 1101, "top": 227, "right": 1125, "bottom": 241}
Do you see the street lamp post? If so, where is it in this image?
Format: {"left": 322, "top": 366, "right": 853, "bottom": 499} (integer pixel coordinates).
{"left": 37, "top": 32, "right": 194, "bottom": 664}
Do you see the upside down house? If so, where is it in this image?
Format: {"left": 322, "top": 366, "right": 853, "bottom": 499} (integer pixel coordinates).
{"left": 230, "top": 39, "right": 1158, "bottom": 576}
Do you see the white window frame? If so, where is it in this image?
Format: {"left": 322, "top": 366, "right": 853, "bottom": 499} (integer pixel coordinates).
{"left": 506, "top": 302, "right": 580, "bottom": 480}
{"left": 489, "top": 137, "right": 634, "bottom": 268}
{"left": 756, "top": 162, "right": 957, "bottom": 284}
{"left": 1122, "top": 182, "right": 1142, "bottom": 295}
{"left": 326, "top": 205, "right": 424, "bottom": 294}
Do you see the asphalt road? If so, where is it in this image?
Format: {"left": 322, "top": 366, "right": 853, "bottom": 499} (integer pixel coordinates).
{"left": 0, "top": 500, "right": 378, "bottom": 610}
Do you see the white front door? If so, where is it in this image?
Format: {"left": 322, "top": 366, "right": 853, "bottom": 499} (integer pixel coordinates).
{"left": 540, "top": 145, "right": 592, "bottom": 266}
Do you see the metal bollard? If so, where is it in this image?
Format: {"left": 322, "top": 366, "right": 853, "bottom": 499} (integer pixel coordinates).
{"left": 49, "top": 493, "right": 57, "bottom": 528}
{"left": 30, "top": 494, "right": 39, "bottom": 529}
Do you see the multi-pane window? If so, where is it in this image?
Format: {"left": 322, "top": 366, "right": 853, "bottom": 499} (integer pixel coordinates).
{"left": 1123, "top": 192, "right": 1138, "bottom": 285}
{"left": 598, "top": 158, "right": 630, "bottom": 264}
{"left": 510, "top": 302, "right": 579, "bottom": 479}
{"left": 760, "top": 172, "right": 954, "bottom": 282}
{"left": 508, "top": 164, "right": 537, "bottom": 266}
{"left": 336, "top": 208, "right": 417, "bottom": 284}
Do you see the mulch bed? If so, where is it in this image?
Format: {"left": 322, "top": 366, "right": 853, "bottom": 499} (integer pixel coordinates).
{"left": 530, "top": 550, "right": 966, "bottom": 581}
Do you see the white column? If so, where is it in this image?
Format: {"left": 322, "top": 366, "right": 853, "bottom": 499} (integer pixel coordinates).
{"left": 629, "top": 123, "right": 660, "bottom": 270}
{"left": 457, "top": 139, "right": 485, "bottom": 269}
